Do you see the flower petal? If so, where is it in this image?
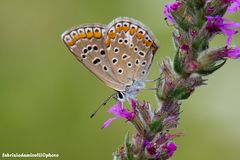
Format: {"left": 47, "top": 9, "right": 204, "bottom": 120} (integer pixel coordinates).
{"left": 226, "top": 46, "right": 240, "bottom": 58}
{"left": 101, "top": 117, "right": 119, "bottom": 129}
{"left": 227, "top": 1, "right": 240, "bottom": 13}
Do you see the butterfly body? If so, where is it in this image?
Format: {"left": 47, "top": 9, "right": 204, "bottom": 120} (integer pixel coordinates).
{"left": 62, "top": 17, "right": 159, "bottom": 101}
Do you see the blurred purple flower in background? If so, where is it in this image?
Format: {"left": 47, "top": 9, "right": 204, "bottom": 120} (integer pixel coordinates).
{"left": 227, "top": 0, "right": 240, "bottom": 13}
{"left": 206, "top": 16, "right": 240, "bottom": 45}
{"left": 225, "top": 46, "right": 240, "bottom": 58}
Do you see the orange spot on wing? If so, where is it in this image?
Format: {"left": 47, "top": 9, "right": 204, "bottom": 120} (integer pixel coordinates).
{"left": 94, "top": 31, "right": 102, "bottom": 38}
{"left": 123, "top": 26, "right": 129, "bottom": 32}
{"left": 86, "top": 31, "right": 94, "bottom": 39}
{"left": 130, "top": 27, "right": 137, "bottom": 35}
{"left": 66, "top": 40, "right": 75, "bottom": 46}
{"left": 108, "top": 31, "right": 116, "bottom": 39}
{"left": 146, "top": 40, "right": 153, "bottom": 47}
{"left": 136, "top": 32, "right": 145, "bottom": 39}
{"left": 79, "top": 32, "right": 87, "bottom": 38}
{"left": 116, "top": 26, "right": 122, "bottom": 33}
{"left": 105, "top": 38, "right": 111, "bottom": 47}
{"left": 72, "top": 35, "right": 80, "bottom": 41}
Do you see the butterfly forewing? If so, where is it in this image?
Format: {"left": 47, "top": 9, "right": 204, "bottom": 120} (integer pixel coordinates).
{"left": 61, "top": 24, "right": 126, "bottom": 91}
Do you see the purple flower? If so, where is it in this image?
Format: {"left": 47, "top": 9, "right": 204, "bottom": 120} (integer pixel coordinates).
{"left": 227, "top": 0, "right": 240, "bottom": 13}
{"left": 163, "top": 1, "right": 182, "bottom": 24}
{"left": 102, "top": 102, "right": 135, "bottom": 128}
{"left": 162, "top": 142, "right": 177, "bottom": 157}
{"left": 143, "top": 140, "right": 156, "bottom": 155}
{"left": 224, "top": 46, "right": 240, "bottom": 58}
{"left": 131, "top": 99, "right": 138, "bottom": 110}
{"left": 206, "top": 16, "right": 240, "bottom": 45}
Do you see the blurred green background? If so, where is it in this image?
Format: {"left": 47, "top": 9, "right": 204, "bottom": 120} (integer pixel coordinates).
{"left": 0, "top": 0, "right": 240, "bottom": 159}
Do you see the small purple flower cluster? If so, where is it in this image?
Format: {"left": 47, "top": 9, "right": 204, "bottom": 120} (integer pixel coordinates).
{"left": 164, "top": 0, "right": 240, "bottom": 60}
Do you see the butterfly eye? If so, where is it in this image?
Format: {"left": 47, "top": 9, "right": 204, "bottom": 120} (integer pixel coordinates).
{"left": 117, "top": 92, "right": 125, "bottom": 101}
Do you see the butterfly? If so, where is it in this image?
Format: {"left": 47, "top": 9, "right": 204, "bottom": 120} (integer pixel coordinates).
{"left": 61, "top": 17, "right": 159, "bottom": 103}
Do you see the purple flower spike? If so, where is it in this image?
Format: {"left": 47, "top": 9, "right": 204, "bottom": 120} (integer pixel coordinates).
{"left": 163, "top": 1, "right": 182, "bottom": 24}
{"left": 225, "top": 46, "right": 240, "bottom": 58}
{"left": 227, "top": 0, "right": 240, "bottom": 13}
{"left": 102, "top": 102, "right": 135, "bottom": 129}
{"left": 206, "top": 16, "right": 240, "bottom": 45}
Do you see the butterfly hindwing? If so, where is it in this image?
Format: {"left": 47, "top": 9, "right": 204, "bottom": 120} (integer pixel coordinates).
{"left": 104, "top": 17, "right": 159, "bottom": 86}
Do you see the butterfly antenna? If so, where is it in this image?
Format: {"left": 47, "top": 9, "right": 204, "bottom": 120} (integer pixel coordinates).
{"left": 90, "top": 93, "right": 116, "bottom": 118}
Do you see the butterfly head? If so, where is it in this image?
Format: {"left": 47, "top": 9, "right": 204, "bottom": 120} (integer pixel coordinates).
{"left": 116, "top": 80, "right": 145, "bottom": 101}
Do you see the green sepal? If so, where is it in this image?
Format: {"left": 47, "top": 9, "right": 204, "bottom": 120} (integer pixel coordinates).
{"left": 197, "top": 59, "right": 226, "bottom": 75}
{"left": 124, "top": 132, "right": 134, "bottom": 160}
{"left": 171, "top": 13, "right": 190, "bottom": 32}
{"left": 174, "top": 50, "right": 186, "bottom": 75}
{"left": 210, "top": 6, "right": 228, "bottom": 17}
{"left": 169, "top": 87, "right": 191, "bottom": 100}
{"left": 192, "top": 35, "right": 209, "bottom": 54}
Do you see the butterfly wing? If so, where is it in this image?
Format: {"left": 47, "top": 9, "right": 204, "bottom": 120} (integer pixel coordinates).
{"left": 61, "top": 24, "right": 126, "bottom": 91}
{"left": 104, "top": 17, "right": 159, "bottom": 85}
